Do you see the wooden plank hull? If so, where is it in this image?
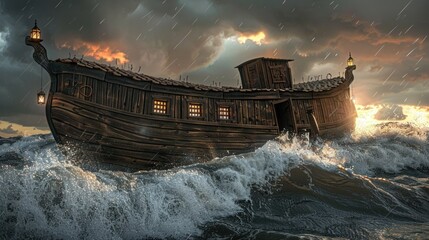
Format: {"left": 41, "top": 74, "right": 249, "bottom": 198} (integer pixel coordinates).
{"left": 49, "top": 93, "right": 278, "bottom": 169}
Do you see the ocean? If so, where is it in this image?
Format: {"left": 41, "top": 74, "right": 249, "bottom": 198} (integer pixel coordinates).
{"left": 0, "top": 106, "right": 428, "bottom": 239}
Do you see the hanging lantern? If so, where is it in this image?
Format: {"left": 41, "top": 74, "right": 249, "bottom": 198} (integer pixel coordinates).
{"left": 37, "top": 90, "right": 46, "bottom": 104}
{"left": 347, "top": 52, "right": 354, "bottom": 66}
{"left": 37, "top": 65, "right": 46, "bottom": 105}
{"left": 29, "top": 20, "right": 42, "bottom": 42}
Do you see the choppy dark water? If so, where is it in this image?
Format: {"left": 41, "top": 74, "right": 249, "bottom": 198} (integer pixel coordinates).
{"left": 0, "top": 122, "right": 428, "bottom": 239}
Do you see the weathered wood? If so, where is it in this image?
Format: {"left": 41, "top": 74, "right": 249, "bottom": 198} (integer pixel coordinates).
{"left": 255, "top": 100, "right": 260, "bottom": 125}
{"left": 51, "top": 103, "right": 272, "bottom": 166}
{"left": 52, "top": 94, "right": 278, "bottom": 136}
{"left": 25, "top": 36, "right": 50, "bottom": 71}
{"left": 27, "top": 36, "right": 357, "bottom": 170}
{"left": 236, "top": 57, "right": 293, "bottom": 90}
{"left": 48, "top": 69, "right": 356, "bottom": 169}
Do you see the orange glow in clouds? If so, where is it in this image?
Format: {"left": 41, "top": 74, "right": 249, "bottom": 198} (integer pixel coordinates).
{"left": 61, "top": 41, "right": 129, "bottom": 64}
{"left": 237, "top": 32, "right": 266, "bottom": 45}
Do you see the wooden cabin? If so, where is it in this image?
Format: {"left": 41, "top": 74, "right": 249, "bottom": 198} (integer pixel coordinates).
{"left": 236, "top": 57, "right": 293, "bottom": 89}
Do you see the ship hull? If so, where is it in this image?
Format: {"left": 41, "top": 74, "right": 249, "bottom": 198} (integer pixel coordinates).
{"left": 48, "top": 92, "right": 356, "bottom": 170}
{"left": 49, "top": 93, "right": 279, "bottom": 169}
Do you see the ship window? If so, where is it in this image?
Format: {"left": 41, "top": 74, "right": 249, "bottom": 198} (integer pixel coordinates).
{"left": 153, "top": 99, "right": 168, "bottom": 114}
{"left": 219, "top": 106, "right": 231, "bottom": 120}
{"left": 188, "top": 103, "right": 202, "bottom": 117}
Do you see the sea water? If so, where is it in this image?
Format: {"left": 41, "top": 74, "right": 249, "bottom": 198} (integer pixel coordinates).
{"left": 0, "top": 109, "right": 428, "bottom": 239}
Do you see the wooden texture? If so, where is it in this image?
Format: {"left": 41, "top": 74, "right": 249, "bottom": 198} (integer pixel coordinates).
{"left": 236, "top": 57, "right": 293, "bottom": 89}
{"left": 50, "top": 93, "right": 277, "bottom": 169}
{"left": 26, "top": 38, "right": 357, "bottom": 170}
{"left": 44, "top": 62, "right": 357, "bottom": 170}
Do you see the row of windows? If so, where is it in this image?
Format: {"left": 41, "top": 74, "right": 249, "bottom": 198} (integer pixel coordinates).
{"left": 153, "top": 99, "right": 231, "bottom": 120}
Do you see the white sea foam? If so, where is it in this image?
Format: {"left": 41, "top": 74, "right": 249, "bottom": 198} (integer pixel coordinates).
{"left": 0, "top": 136, "right": 303, "bottom": 238}
{"left": 338, "top": 123, "right": 429, "bottom": 175}
{"left": 0, "top": 120, "right": 428, "bottom": 238}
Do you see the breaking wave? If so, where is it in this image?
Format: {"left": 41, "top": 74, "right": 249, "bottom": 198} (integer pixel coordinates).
{"left": 0, "top": 121, "right": 428, "bottom": 239}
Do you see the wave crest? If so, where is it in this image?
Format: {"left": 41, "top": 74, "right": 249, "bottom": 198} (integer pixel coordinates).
{"left": 0, "top": 121, "right": 428, "bottom": 238}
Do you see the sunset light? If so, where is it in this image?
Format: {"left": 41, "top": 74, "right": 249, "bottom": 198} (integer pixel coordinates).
{"left": 355, "top": 104, "right": 429, "bottom": 133}
{"left": 237, "top": 31, "right": 266, "bottom": 45}
{"left": 61, "top": 41, "right": 129, "bottom": 64}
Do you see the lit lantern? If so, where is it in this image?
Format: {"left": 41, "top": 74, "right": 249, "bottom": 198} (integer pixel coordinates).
{"left": 37, "top": 90, "right": 46, "bottom": 104}
{"left": 347, "top": 52, "right": 354, "bottom": 66}
{"left": 29, "top": 20, "right": 42, "bottom": 42}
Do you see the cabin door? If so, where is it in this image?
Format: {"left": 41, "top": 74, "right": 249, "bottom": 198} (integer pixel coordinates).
{"left": 274, "top": 99, "right": 295, "bottom": 133}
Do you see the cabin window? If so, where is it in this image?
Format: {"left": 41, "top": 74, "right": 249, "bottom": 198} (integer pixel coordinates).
{"left": 188, "top": 103, "right": 202, "bottom": 117}
{"left": 218, "top": 106, "right": 231, "bottom": 120}
{"left": 153, "top": 99, "right": 168, "bottom": 114}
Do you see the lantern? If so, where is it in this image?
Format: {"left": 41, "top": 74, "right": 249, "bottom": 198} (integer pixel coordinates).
{"left": 37, "top": 65, "right": 45, "bottom": 105}
{"left": 347, "top": 52, "right": 354, "bottom": 66}
{"left": 29, "top": 20, "right": 42, "bottom": 42}
{"left": 37, "top": 90, "right": 46, "bottom": 104}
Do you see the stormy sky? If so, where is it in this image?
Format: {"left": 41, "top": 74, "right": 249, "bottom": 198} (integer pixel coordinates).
{"left": 0, "top": 0, "right": 428, "bottom": 129}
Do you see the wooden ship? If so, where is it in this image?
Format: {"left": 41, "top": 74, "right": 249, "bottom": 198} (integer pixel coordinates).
{"left": 25, "top": 22, "right": 357, "bottom": 170}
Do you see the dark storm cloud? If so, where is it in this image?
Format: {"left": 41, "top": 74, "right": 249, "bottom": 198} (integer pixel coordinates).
{"left": 0, "top": 0, "right": 428, "bottom": 127}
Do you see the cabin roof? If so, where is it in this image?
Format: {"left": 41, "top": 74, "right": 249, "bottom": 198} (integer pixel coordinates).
{"left": 54, "top": 58, "right": 344, "bottom": 93}
{"left": 235, "top": 57, "right": 294, "bottom": 68}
